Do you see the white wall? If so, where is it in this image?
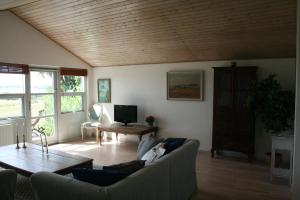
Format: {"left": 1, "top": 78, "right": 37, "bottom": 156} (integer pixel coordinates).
{"left": 91, "top": 58, "right": 295, "bottom": 157}
{"left": 0, "top": 11, "right": 92, "bottom": 143}
{"left": 0, "top": 11, "right": 90, "bottom": 68}
{"left": 293, "top": 0, "right": 300, "bottom": 199}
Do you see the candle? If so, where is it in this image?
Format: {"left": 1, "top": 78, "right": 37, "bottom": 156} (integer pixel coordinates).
{"left": 16, "top": 121, "right": 20, "bottom": 149}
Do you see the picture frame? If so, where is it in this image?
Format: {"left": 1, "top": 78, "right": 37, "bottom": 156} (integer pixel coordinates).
{"left": 98, "top": 79, "right": 111, "bottom": 103}
{"left": 167, "top": 71, "right": 204, "bottom": 101}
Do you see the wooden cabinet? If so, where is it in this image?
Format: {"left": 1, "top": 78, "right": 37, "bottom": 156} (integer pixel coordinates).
{"left": 211, "top": 65, "right": 257, "bottom": 161}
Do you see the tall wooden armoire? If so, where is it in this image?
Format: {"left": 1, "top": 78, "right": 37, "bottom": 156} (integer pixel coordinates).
{"left": 211, "top": 64, "right": 257, "bottom": 161}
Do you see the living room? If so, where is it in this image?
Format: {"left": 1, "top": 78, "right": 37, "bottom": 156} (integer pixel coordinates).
{"left": 0, "top": 0, "right": 300, "bottom": 200}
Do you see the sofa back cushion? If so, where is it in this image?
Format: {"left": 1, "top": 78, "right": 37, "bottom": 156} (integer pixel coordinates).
{"left": 73, "top": 169, "right": 128, "bottom": 186}
{"left": 141, "top": 142, "right": 166, "bottom": 165}
{"left": 106, "top": 160, "right": 170, "bottom": 200}
{"left": 137, "top": 136, "right": 163, "bottom": 159}
{"left": 163, "top": 138, "right": 186, "bottom": 155}
{"left": 103, "top": 160, "right": 145, "bottom": 174}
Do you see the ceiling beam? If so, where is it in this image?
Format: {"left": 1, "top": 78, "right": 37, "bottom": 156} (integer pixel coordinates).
{"left": 0, "top": 0, "right": 39, "bottom": 10}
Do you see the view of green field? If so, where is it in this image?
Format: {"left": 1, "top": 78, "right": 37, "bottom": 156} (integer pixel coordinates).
{"left": 0, "top": 99, "right": 23, "bottom": 118}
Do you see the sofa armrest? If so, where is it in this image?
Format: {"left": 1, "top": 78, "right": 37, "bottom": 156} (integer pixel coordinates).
{"left": 31, "top": 172, "right": 108, "bottom": 200}
{"left": 0, "top": 169, "right": 17, "bottom": 200}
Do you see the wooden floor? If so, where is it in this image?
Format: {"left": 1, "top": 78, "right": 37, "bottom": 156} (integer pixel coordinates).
{"left": 51, "top": 137, "right": 291, "bottom": 200}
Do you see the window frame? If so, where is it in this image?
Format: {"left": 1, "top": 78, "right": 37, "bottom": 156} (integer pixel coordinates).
{"left": 0, "top": 94, "right": 25, "bottom": 119}
{"left": 0, "top": 73, "right": 26, "bottom": 119}
{"left": 59, "top": 75, "right": 86, "bottom": 114}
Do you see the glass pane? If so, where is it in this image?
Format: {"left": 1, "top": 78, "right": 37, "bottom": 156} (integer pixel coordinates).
{"left": 61, "top": 76, "right": 84, "bottom": 92}
{"left": 0, "top": 98, "right": 23, "bottom": 118}
{"left": 31, "top": 117, "right": 55, "bottom": 137}
{"left": 31, "top": 95, "right": 54, "bottom": 117}
{"left": 236, "top": 91, "right": 249, "bottom": 108}
{"left": 61, "top": 95, "right": 83, "bottom": 113}
{"left": 236, "top": 70, "right": 255, "bottom": 90}
{"left": 218, "top": 70, "right": 232, "bottom": 90}
{"left": 217, "top": 90, "right": 232, "bottom": 107}
{"left": 30, "top": 71, "right": 54, "bottom": 93}
{"left": 0, "top": 74, "right": 25, "bottom": 94}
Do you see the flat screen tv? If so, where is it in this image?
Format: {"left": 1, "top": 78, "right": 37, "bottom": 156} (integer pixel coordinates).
{"left": 114, "top": 105, "right": 137, "bottom": 126}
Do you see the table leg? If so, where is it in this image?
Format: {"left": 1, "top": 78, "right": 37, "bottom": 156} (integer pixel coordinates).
{"left": 154, "top": 130, "right": 158, "bottom": 137}
{"left": 138, "top": 134, "right": 142, "bottom": 142}
{"left": 116, "top": 132, "right": 118, "bottom": 142}
{"left": 81, "top": 125, "right": 84, "bottom": 141}
{"left": 99, "top": 131, "right": 102, "bottom": 146}
{"left": 81, "top": 160, "right": 93, "bottom": 169}
{"left": 96, "top": 128, "right": 99, "bottom": 143}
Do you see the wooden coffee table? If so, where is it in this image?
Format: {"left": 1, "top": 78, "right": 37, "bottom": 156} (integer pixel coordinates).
{"left": 0, "top": 143, "right": 93, "bottom": 177}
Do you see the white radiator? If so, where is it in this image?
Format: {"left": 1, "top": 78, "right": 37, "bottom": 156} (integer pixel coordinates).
{"left": 0, "top": 123, "right": 14, "bottom": 146}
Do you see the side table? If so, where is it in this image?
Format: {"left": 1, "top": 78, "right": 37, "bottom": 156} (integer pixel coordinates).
{"left": 271, "top": 135, "right": 294, "bottom": 185}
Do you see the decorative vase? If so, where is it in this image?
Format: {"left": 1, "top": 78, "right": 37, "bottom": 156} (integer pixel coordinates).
{"left": 147, "top": 121, "right": 154, "bottom": 127}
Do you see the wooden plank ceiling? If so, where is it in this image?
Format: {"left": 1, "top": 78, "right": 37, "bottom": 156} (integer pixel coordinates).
{"left": 0, "top": 0, "right": 39, "bottom": 10}
{"left": 10, "top": 0, "right": 296, "bottom": 67}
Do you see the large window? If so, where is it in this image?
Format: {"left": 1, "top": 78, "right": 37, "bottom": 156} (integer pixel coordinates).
{"left": 60, "top": 75, "right": 85, "bottom": 113}
{"left": 0, "top": 73, "right": 25, "bottom": 119}
{"left": 0, "top": 64, "right": 88, "bottom": 144}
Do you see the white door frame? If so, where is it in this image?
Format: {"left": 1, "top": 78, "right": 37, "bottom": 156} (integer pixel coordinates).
{"left": 27, "top": 68, "right": 59, "bottom": 144}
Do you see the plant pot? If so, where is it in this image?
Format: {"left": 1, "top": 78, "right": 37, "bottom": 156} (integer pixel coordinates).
{"left": 147, "top": 122, "right": 154, "bottom": 127}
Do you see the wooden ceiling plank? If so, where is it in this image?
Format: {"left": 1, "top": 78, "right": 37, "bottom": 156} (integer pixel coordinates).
{"left": 21, "top": 10, "right": 295, "bottom": 42}
{"left": 13, "top": 0, "right": 178, "bottom": 27}
{"left": 18, "top": 3, "right": 295, "bottom": 36}
{"left": 0, "top": 0, "right": 40, "bottom": 10}
{"left": 13, "top": 0, "right": 293, "bottom": 29}
{"left": 11, "top": 0, "right": 296, "bottom": 67}
{"left": 43, "top": 19, "right": 295, "bottom": 43}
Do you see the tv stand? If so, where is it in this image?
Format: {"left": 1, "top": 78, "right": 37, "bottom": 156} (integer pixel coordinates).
{"left": 121, "top": 124, "right": 133, "bottom": 127}
{"left": 96, "top": 124, "right": 158, "bottom": 145}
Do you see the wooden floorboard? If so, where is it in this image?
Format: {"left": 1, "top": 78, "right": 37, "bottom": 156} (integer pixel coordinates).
{"left": 50, "top": 137, "right": 291, "bottom": 200}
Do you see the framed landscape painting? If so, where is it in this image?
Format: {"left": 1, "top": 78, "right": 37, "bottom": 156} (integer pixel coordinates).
{"left": 167, "top": 71, "right": 204, "bottom": 101}
{"left": 98, "top": 79, "right": 111, "bottom": 103}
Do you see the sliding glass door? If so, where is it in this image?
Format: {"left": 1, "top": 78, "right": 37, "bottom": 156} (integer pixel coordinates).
{"left": 30, "top": 70, "right": 58, "bottom": 143}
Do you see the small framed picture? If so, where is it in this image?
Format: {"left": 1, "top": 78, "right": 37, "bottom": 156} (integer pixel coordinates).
{"left": 98, "top": 79, "right": 111, "bottom": 103}
{"left": 167, "top": 71, "right": 204, "bottom": 101}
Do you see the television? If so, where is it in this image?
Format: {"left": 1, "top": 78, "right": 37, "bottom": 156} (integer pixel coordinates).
{"left": 114, "top": 105, "right": 137, "bottom": 126}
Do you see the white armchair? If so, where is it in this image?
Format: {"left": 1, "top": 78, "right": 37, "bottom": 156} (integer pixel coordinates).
{"left": 81, "top": 104, "right": 102, "bottom": 140}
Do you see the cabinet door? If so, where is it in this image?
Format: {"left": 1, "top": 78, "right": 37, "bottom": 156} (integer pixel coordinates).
{"left": 213, "top": 68, "right": 234, "bottom": 148}
{"left": 235, "top": 68, "right": 256, "bottom": 108}
{"left": 214, "top": 69, "right": 233, "bottom": 108}
{"left": 234, "top": 68, "right": 256, "bottom": 152}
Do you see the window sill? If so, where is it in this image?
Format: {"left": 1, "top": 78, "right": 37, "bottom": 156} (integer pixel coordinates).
{"left": 61, "top": 110, "right": 84, "bottom": 114}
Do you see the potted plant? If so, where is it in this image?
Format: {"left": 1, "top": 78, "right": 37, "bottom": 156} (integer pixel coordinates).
{"left": 248, "top": 74, "right": 294, "bottom": 164}
{"left": 248, "top": 74, "right": 295, "bottom": 136}
{"left": 145, "top": 115, "right": 155, "bottom": 127}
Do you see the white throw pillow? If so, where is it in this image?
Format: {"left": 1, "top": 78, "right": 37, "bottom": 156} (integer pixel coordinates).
{"left": 141, "top": 142, "right": 166, "bottom": 165}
